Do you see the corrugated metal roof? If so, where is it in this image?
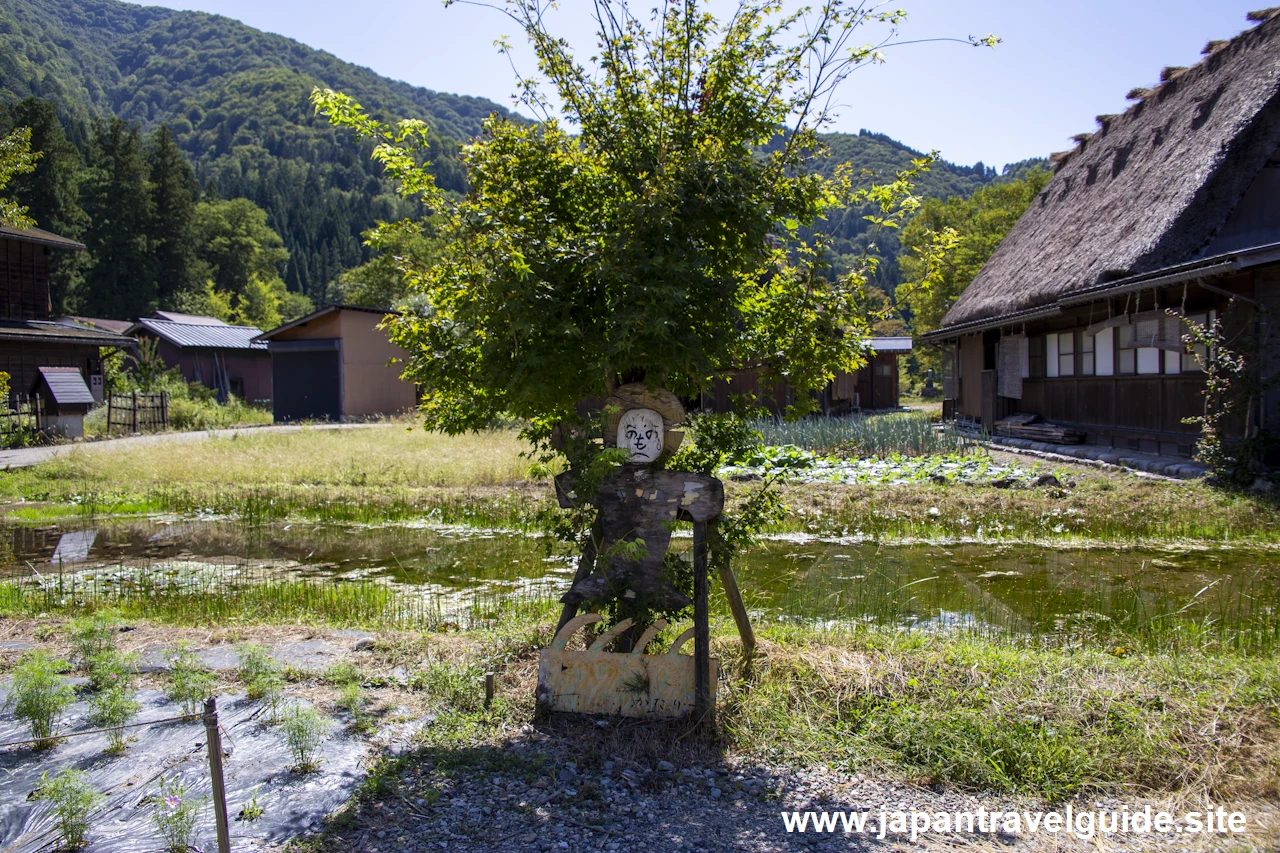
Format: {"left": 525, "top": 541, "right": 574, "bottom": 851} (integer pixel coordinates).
{"left": 37, "top": 367, "right": 95, "bottom": 405}
{"left": 0, "top": 225, "right": 87, "bottom": 251}
{"left": 868, "top": 336, "right": 913, "bottom": 353}
{"left": 0, "top": 320, "right": 133, "bottom": 345}
{"left": 151, "top": 311, "right": 229, "bottom": 326}
{"left": 131, "top": 318, "right": 267, "bottom": 350}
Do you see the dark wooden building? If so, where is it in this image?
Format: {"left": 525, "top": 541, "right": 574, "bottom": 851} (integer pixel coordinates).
{"left": 126, "top": 312, "right": 272, "bottom": 404}
{"left": 925, "top": 13, "right": 1280, "bottom": 457}
{"left": 0, "top": 226, "right": 132, "bottom": 413}
{"left": 705, "top": 336, "right": 911, "bottom": 415}
{"left": 254, "top": 305, "right": 417, "bottom": 422}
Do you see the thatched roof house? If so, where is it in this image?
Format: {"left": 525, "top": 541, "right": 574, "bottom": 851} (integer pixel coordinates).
{"left": 926, "top": 9, "right": 1280, "bottom": 458}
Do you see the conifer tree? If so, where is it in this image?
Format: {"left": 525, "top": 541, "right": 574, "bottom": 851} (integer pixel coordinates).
{"left": 147, "top": 125, "right": 201, "bottom": 309}
{"left": 80, "top": 119, "right": 156, "bottom": 319}
{"left": 4, "top": 99, "right": 88, "bottom": 314}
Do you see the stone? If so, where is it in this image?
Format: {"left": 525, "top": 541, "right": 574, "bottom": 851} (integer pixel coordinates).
{"left": 353, "top": 637, "right": 378, "bottom": 651}
{"left": 657, "top": 760, "right": 674, "bottom": 773}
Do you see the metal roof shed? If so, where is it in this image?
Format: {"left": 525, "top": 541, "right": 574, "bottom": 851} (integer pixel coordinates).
{"left": 32, "top": 366, "right": 94, "bottom": 438}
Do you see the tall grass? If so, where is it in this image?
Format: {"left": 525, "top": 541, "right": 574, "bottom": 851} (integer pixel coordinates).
{"left": 749, "top": 412, "right": 978, "bottom": 457}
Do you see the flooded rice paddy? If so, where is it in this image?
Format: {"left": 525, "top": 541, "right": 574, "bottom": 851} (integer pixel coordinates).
{"left": 2, "top": 518, "right": 1278, "bottom": 650}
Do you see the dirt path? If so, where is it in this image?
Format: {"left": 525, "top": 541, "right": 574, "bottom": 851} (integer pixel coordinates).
{"left": 0, "top": 422, "right": 395, "bottom": 470}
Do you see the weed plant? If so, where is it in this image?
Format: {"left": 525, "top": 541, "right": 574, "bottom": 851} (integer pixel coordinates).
{"left": 89, "top": 686, "right": 140, "bottom": 753}
{"left": 38, "top": 768, "right": 102, "bottom": 849}
{"left": 165, "top": 644, "right": 214, "bottom": 716}
{"left": 237, "top": 786, "right": 264, "bottom": 822}
{"left": 282, "top": 703, "right": 329, "bottom": 772}
{"left": 236, "top": 643, "right": 283, "bottom": 700}
{"left": 4, "top": 649, "right": 74, "bottom": 747}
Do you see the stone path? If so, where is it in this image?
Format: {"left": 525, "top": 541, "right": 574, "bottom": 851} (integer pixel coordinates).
{"left": 988, "top": 436, "right": 1208, "bottom": 480}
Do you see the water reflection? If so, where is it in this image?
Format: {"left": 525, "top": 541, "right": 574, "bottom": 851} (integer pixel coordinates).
{"left": 1, "top": 518, "right": 1277, "bottom": 642}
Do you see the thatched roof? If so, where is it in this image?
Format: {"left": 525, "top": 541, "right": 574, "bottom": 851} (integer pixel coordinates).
{"left": 938, "top": 11, "right": 1280, "bottom": 333}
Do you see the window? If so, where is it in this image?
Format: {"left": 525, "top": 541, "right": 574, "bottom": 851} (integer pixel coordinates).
{"left": 1056, "top": 331, "right": 1075, "bottom": 377}
{"left": 1180, "top": 312, "right": 1210, "bottom": 373}
{"left": 1096, "top": 327, "right": 1115, "bottom": 375}
{"left": 1029, "top": 336, "right": 1045, "bottom": 377}
{"left": 1080, "top": 332, "right": 1095, "bottom": 376}
{"left": 1117, "top": 324, "right": 1136, "bottom": 374}
{"left": 1046, "top": 333, "right": 1058, "bottom": 377}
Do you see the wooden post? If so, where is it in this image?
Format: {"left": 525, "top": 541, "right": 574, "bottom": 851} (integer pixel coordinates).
{"left": 161, "top": 391, "right": 169, "bottom": 429}
{"left": 484, "top": 672, "right": 495, "bottom": 709}
{"left": 692, "top": 520, "right": 713, "bottom": 726}
{"left": 130, "top": 390, "right": 138, "bottom": 434}
{"left": 709, "top": 519, "right": 755, "bottom": 657}
{"left": 106, "top": 394, "right": 113, "bottom": 435}
{"left": 202, "top": 697, "right": 232, "bottom": 853}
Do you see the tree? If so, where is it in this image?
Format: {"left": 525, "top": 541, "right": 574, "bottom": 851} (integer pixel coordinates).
{"left": 147, "top": 125, "right": 201, "bottom": 309}
{"left": 897, "top": 167, "right": 1052, "bottom": 337}
{"left": 329, "top": 218, "right": 443, "bottom": 309}
{"left": 191, "top": 198, "right": 289, "bottom": 299}
{"left": 0, "top": 126, "right": 37, "bottom": 229}
{"left": 3, "top": 99, "right": 90, "bottom": 314}
{"left": 314, "top": 0, "right": 997, "bottom": 436}
{"left": 80, "top": 119, "right": 156, "bottom": 318}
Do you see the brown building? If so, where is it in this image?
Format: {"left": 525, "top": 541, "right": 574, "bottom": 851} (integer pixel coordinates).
{"left": 126, "top": 311, "right": 272, "bottom": 404}
{"left": 925, "top": 14, "right": 1280, "bottom": 457}
{"left": 254, "top": 305, "right": 417, "bottom": 422}
{"left": 0, "top": 226, "right": 131, "bottom": 416}
{"left": 705, "top": 336, "right": 911, "bottom": 415}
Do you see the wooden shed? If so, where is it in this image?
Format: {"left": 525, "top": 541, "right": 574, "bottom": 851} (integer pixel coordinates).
{"left": 33, "top": 366, "right": 95, "bottom": 438}
{"left": 125, "top": 312, "right": 272, "bottom": 404}
{"left": 254, "top": 305, "right": 417, "bottom": 422}
{"left": 705, "top": 336, "right": 911, "bottom": 415}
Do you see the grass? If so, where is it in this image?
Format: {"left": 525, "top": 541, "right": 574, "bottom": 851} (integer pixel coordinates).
{"left": 718, "top": 623, "right": 1280, "bottom": 801}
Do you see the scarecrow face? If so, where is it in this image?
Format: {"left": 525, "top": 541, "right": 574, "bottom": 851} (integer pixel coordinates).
{"left": 618, "top": 408, "right": 664, "bottom": 463}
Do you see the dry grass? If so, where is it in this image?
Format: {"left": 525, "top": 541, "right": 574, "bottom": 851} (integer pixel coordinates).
{"left": 30, "top": 424, "right": 537, "bottom": 490}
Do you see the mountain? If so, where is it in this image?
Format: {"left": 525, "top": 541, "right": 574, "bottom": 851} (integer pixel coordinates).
{"left": 0, "top": 0, "right": 1044, "bottom": 304}
{"left": 0, "top": 0, "right": 512, "bottom": 300}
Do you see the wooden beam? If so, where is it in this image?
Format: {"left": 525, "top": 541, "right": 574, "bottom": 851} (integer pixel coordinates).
{"left": 692, "top": 520, "right": 713, "bottom": 726}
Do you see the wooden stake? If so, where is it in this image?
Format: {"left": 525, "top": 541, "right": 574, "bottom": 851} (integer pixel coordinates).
{"left": 202, "top": 697, "right": 232, "bottom": 853}
{"left": 709, "top": 520, "right": 755, "bottom": 656}
{"left": 692, "top": 520, "right": 713, "bottom": 726}
{"left": 484, "top": 672, "right": 495, "bottom": 709}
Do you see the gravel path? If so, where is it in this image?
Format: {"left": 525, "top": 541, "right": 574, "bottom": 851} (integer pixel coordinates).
{"left": 0, "top": 422, "right": 392, "bottom": 469}
{"left": 279, "top": 727, "right": 1270, "bottom": 853}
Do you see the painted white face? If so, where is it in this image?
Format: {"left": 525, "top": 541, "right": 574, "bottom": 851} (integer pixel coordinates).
{"left": 618, "top": 408, "right": 664, "bottom": 463}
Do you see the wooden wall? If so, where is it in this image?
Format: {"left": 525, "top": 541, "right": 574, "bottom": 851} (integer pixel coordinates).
{"left": 0, "top": 341, "right": 98, "bottom": 401}
{"left": 0, "top": 238, "right": 51, "bottom": 320}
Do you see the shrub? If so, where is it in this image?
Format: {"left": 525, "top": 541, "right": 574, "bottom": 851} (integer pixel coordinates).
{"left": 166, "top": 644, "right": 214, "bottom": 716}
{"left": 39, "top": 768, "right": 102, "bottom": 849}
{"left": 69, "top": 611, "right": 121, "bottom": 663}
{"left": 281, "top": 703, "right": 329, "bottom": 772}
{"left": 89, "top": 686, "right": 140, "bottom": 753}
{"left": 152, "top": 776, "right": 201, "bottom": 853}
{"left": 4, "top": 649, "right": 73, "bottom": 747}
{"left": 235, "top": 643, "right": 280, "bottom": 699}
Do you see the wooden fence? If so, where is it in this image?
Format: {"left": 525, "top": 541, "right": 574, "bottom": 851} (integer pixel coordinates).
{"left": 106, "top": 391, "right": 169, "bottom": 434}
{"left": 0, "top": 394, "right": 41, "bottom": 447}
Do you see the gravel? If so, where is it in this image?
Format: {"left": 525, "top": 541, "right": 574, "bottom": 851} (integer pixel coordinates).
{"left": 276, "top": 726, "right": 1254, "bottom": 853}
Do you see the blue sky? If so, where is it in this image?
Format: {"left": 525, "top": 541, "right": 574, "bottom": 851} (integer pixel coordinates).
{"left": 148, "top": 0, "right": 1262, "bottom": 171}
